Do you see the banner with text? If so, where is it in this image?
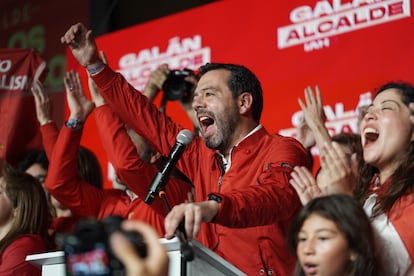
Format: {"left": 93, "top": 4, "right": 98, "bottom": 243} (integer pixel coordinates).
{"left": 0, "top": 48, "right": 47, "bottom": 168}
{"left": 67, "top": 0, "right": 414, "bottom": 187}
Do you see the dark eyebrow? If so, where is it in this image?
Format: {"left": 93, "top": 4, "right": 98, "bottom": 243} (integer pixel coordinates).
{"left": 194, "top": 87, "right": 218, "bottom": 95}
{"left": 299, "top": 228, "right": 337, "bottom": 234}
{"left": 201, "top": 87, "right": 218, "bottom": 92}
{"left": 381, "top": 99, "right": 401, "bottom": 106}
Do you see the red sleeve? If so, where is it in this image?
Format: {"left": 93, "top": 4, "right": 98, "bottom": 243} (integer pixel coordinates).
{"left": 390, "top": 194, "right": 414, "bottom": 262}
{"left": 44, "top": 125, "right": 116, "bottom": 217}
{"left": 94, "top": 104, "right": 155, "bottom": 195}
{"left": 94, "top": 104, "right": 192, "bottom": 216}
{"left": 92, "top": 67, "right": 182, "bottom": 158}
{"left": 0, "top": 234, "right": 45, "bottom": 276}
{"left": 40, "top": 121, "right": 59, "bottom": 159}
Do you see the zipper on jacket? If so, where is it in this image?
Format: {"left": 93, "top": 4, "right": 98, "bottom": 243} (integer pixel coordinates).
{"left": 212, "top": 154, "right": 225, "bottom": 252}
{"left": 215, "top": 153, "right": 226, "bottom": 190}
{"left": 218, "top": 159, "right": 226, "bottom": 190}
{"left": 218, "top": 174, "right": 223, "bottom": 188}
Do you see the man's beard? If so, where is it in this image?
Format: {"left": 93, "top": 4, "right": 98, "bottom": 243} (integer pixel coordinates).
{"left": 203, "top": 108, "right": 239, "bottom": 152}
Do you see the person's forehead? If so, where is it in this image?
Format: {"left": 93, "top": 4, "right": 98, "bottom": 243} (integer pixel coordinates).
{"left": 196, "top": 69, "right": 231, "bottom": 92}
{"left": 374, "top": 88, "right": 402, "bottom": 103}
{"left": 199, "top": 69, "right": 230, "bottom": 82}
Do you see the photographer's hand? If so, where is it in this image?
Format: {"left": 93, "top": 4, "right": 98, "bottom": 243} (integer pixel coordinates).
{"left": 143, "top": 64, "right": 169, "bottom": 101}
{"left": 110, "top": 221, "right": 169, "bottom": 276}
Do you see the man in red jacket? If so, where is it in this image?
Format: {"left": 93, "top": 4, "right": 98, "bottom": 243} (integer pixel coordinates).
{"left": 61, "top": 22, "right": 311, "bottom": 275}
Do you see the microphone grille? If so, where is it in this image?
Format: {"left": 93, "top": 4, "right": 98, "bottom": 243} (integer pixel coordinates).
{"left": 177, "top": 129, "right": 193, "bottom": 145}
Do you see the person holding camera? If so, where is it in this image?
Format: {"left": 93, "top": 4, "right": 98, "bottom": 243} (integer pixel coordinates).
{"left": 144, "top": 63, "right": 199, "bottom": 133}
{"left": 110, "top": 220, "right": 169, "bottom": 276}
{"left": 61, "top": 22, "right": 311, "bottom": 275}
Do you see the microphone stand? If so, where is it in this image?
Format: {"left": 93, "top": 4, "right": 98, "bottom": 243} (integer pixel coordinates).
{"left": 158, "top": 190, "right": 194, "bottom": 276}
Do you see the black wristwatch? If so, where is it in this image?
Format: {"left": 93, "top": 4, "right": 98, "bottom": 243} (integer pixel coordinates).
{"left": 208, "top": 193, "right": 222, "bottom": 203}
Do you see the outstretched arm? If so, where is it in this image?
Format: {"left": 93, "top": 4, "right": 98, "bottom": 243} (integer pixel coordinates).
{"left": 60, "top": 23, "right": 100, "bottom": 68}
{"left": 45, "top": 71, "right": 108, "bottom": 217}
{"left": 298, "top": 86, "right": 331, "bottom": 149}
{"left": 31, "top": 80, "right": 58, "bottom": 158}
{"left": 89, "top": 57, "right": 191, "bottom": 215}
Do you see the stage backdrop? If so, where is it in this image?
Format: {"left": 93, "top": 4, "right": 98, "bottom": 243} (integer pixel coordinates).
{"left": 67, "top": 0, "right": 414, "bottom": 188}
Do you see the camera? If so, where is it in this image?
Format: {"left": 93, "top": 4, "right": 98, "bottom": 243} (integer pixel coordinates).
{"left": 162, "top": 69, "right": 195, "bottom": 102}
{"left": 59, "top": 216, "right": 146, "bottom": 276}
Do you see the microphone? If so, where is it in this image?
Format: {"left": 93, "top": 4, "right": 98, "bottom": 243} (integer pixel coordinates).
{"left": 144, "top": 129, "right": 193, "bottom": 205}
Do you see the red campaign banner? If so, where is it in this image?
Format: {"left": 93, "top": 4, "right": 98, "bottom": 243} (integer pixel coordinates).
{"left": 67, "top": 0, "right": 414, "bottom": 188}
{"left": 0, "top": 48, "right": 47, "bottom": 168}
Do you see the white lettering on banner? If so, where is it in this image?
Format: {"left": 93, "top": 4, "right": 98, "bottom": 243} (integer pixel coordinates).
{"left": 278, "top": 91, "right": 372, "bottom": 151}
{"left": 0, "top": 74, "right": 29, "bottom": 90}
{"left": 277, "top": 0, "right": 410, "bottom": 51}
{"left": 0, "top": 59, "right": 12, "bottom": 73}
{"left": 118, "top": 35, "right": 211, "bottom": 91}
{"left": 0, "top": 58, "right": 30, "bottom": 91}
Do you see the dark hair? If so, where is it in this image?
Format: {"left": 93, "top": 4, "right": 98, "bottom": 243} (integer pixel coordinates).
{"left": 354, "top": 81, "right": 414, "bottom": 216}
{"left": 77, "top": 146, "right": 103, "bottom": 189}
{"left": 17, "top": 150, "right": 49, "bottom": 172}
{"left": 16, "top": 147, "right": 103, "bottom": 189}
{"left": 331, "top": 133, "right": 362, "bottom": 157}
{"left": 0, "top": 164, "right": 51, "bottom": 260}
{"left": 287, "top": 194, "right": 381, "bottom": 276}
{"left": 198, "top": 63, "right": 263, "bottom": 123}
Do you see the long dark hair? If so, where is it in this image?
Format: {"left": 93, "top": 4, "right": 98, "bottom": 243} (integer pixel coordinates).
{"left": 0, "top": 164, "right": 51, "bottom": 261}
{"left": 354, "top": 81, "right": 414, "bottom": 216}
{"left": 287, "top": 194, "right": 381, "bottom": 276}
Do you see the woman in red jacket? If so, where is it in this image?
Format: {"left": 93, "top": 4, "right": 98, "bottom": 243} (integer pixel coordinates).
{"left": 0, "top": 164, "right": 50, "bottom": 275}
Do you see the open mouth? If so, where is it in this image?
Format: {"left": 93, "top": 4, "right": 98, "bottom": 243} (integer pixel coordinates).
{"left": 363, "top": 127, "right": 379, "bottom": 146}
{"left": 303, "top": 262, "right": 318, "bottom": 275}
{"left": 198, "top": 113, "right": 215, "bottom": 136}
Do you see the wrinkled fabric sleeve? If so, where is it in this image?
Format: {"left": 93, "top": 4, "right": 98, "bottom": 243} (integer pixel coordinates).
{"left": 40, "top": 121, "right": 59, "bottom": 159}
{"left": 45, "top": 125, "right": 114, "bottom": 217}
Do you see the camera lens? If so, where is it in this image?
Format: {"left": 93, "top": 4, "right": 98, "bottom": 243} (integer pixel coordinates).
{"left": 162, "top": 69, "right": 194, "bottom": 101}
